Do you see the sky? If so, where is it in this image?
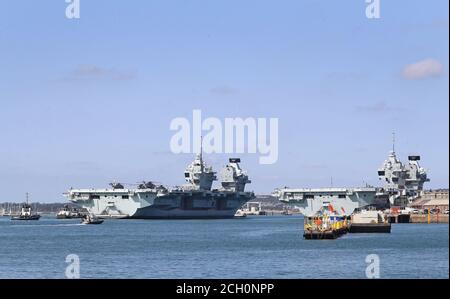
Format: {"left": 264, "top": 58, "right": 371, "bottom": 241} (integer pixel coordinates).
{"left": 0, "top": 0, "right": 448, "bottom": 202}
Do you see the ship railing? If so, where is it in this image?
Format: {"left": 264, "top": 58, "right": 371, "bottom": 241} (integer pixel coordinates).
{"left": 71, "top": 195, "right": 91, "bottom": 201}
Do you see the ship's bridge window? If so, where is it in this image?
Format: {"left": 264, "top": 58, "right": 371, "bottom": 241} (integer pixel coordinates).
{"left": 338, "top": 194, "right": 346, "bottom": 199}
{"left": 185, "top": 173, "right": 190, "bottom": 178}
{"left": 122, "top": 195, "right": 129, "bottom": 199}
{"left": 304, "top": 194, "right": 314, "bottom": 199}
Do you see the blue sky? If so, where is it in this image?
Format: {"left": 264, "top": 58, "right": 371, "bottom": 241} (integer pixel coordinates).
{"left": 0, "top": 0, "right": 448, "bottom": 202}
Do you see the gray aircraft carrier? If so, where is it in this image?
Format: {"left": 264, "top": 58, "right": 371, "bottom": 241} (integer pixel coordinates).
{"left": 66, "top": 154, "right": 255, "bottom": 219}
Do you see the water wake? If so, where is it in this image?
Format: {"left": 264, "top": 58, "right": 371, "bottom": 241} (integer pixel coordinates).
{"left": 8, "top": 223, "right": 85, "bottom": 228}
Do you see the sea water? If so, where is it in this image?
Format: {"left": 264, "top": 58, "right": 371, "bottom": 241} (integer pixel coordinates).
{"left": 0, "top": 215, "right": 448, "bottom": 278}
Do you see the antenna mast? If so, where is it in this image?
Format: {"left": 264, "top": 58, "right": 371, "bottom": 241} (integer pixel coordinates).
{"left": 200, "top": 135, "right": 204, "bottom": 172}
{"left": 392, "top": 131, "right": 395, "bottom": 153}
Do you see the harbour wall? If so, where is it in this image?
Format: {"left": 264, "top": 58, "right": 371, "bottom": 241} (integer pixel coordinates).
{"left": 409, "top": 214, "right": 449, "bottom": 224}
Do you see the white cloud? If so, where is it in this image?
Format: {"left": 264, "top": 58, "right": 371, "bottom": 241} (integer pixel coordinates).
{"left": 402, "top": 58, "right": 444, "bottom": 80}
{"left": 355, "top": 101, "right": 400, "bottom": 113}
{"left": 210, "top": 85, "right": 238, "bottom": 95}
{"left": 68, "top": 65, "right": 136, "bottom": 81}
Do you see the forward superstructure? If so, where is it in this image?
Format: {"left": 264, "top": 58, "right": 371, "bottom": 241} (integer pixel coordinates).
{"left": 377, "top": 151, "right": 429, "bottom": 207}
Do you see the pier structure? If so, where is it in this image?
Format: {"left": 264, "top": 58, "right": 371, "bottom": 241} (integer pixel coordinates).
{"left": 349, "top": 210, "right": 391, "bottom": 233}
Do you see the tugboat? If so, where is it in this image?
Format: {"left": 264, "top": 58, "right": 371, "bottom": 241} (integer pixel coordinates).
{"left": 56, "top": 204, "right": 84, "bottom": 219}
{"left": 81, "top": 214, "right": 104, "bottom": 225}
{"left": 11, "top": 193, "right": 41, "bottom": 221}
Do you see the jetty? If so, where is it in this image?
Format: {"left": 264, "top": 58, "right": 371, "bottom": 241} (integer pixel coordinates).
{"left": 409, "top": 213, "right": 449, "bottom": 224}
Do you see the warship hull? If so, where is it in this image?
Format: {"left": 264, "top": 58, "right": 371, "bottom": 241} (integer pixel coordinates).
{"left": 132, "top": 207, "right": 243, "bottom": 219}
{"left": 68, "top": 189, "right": 254, "bottom": 219}
{"left": 132, "top": 192, "right": 254, "bottom": 219}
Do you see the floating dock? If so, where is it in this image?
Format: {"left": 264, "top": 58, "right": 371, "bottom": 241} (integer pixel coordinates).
{"left": 349, "top": 223, "right": 391, "bottom": 233}
{"left": 303, "top": 215, "right": 349, "bottom": 239}
{"left": 349, "top": 210, "right": 391, "bottom": 233}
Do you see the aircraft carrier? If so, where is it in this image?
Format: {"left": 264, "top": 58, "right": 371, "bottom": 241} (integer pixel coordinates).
{"left": 272, "top": 187, "right": 377, "bottom": 217}
{"left": 273, "top": 136, "right": 430, "bottom": 215}
{"left": 66, "top": 154, "right": 255, "bottom": 219}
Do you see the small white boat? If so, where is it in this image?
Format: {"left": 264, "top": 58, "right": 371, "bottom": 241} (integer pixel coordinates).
{"left": 234, "top": 209, "right": 247, "bottom": 218}
{"left": 81, "top": 214, "right": 104, "bottom": 225}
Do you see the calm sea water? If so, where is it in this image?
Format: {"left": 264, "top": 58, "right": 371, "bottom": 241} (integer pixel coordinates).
{"left": 0, "top": 215, "right": 448, "bottom": 279}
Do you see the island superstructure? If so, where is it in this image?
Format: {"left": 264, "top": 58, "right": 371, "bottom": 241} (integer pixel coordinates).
{"left": 377, "top": 150, "right": 429, "bottom": 207}
{"left": 66, "top": 155, "right": 255, "bottom": 219}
